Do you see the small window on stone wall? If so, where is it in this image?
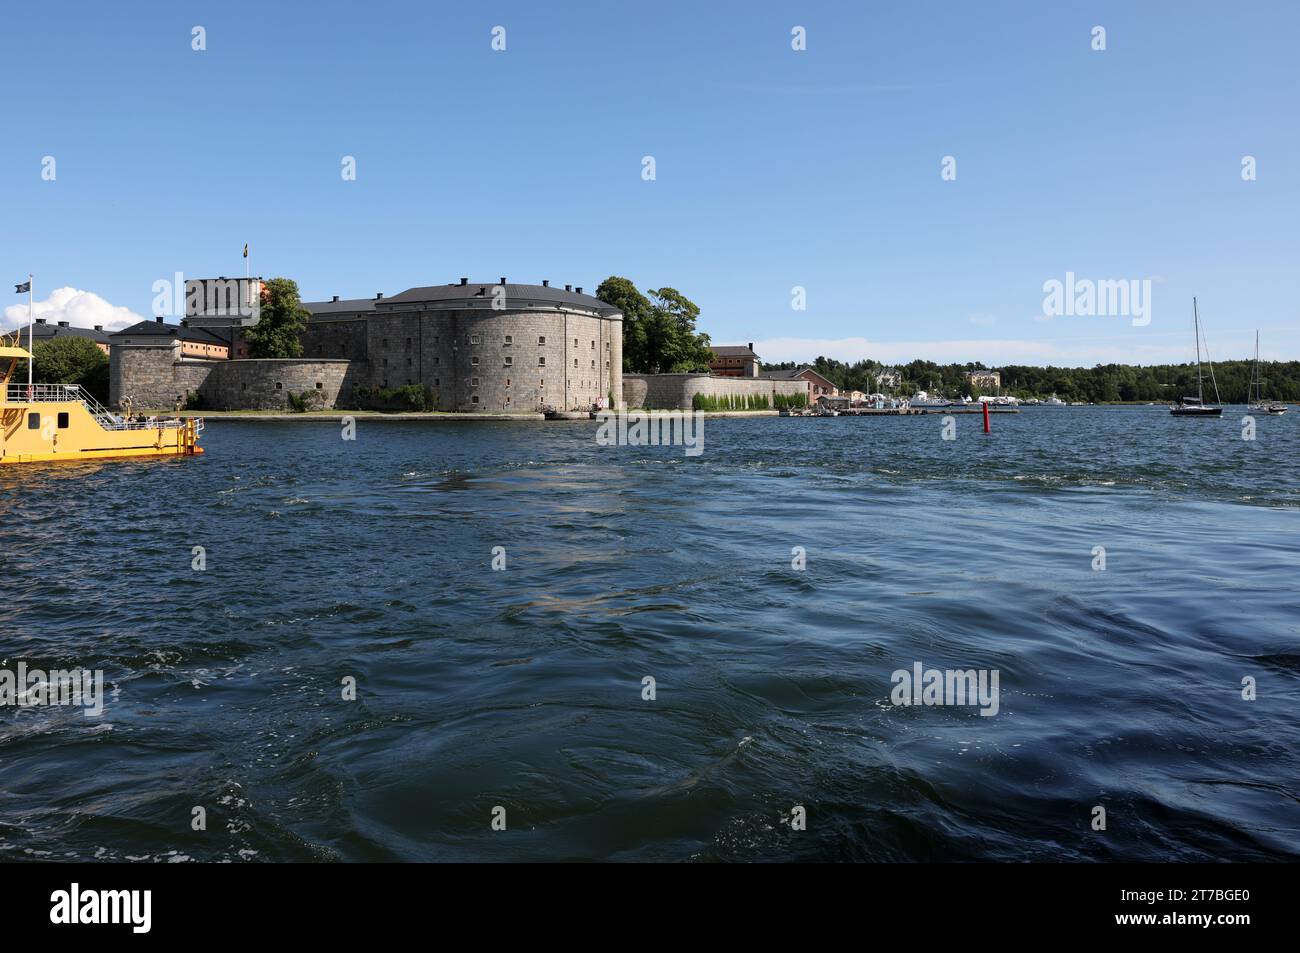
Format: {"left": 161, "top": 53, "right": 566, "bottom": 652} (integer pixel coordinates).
{"left": 316, "top": 382, "right": 323, "bottom": 390}
{"left": 504, "top": 356, "right": 513, "bottom": 366}
{"left": 471, "top": 395, "right": 479, "bottom": 404}
{"left": 504, "top": 335, "right": 512, "bottom": 345}
{"left": 242, "top": 383, "right": 247, "bottom": 391}
{"left": 538, "top": 336, "right": 546, "bottom": 345}
{"left": 471, "top": 378, "right": 479, "bottom": 387}
{"left": 539, "top": 356, "right": 546, "bottom": 367}
{"left": 471, "top": 356, "right": 479, "bottom": 366}
{"left": 275, "top": 382, "right": 283, "bottom": 390}
{"left": 470, "top": 334, "right": 480, "bottom": 345}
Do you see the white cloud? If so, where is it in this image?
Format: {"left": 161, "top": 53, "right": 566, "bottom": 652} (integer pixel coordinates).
{"left": 2, "top": 287, "right": 143, "bottom": 334}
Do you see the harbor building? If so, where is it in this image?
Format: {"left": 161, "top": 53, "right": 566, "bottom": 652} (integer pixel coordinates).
{"left": 762, "top": 366, "right": 838, "bottom": 400}
{"left": 965, "top": 369, "right": 1001, "bottom": 389}
{"left": 112, "top": 318, "right": 231, "bottom": 360}
{"left": 27, "top": 319, "right": 111, "bottom": 355}
{"left": 708, "top": 343, "right": 761, "bottom": 377}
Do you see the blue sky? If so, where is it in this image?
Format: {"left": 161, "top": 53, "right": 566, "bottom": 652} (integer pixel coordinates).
{"left": 3, "top": 0, "right": 1298, "bottom": 366}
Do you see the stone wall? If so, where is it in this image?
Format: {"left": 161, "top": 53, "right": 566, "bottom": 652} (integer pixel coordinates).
{"left": 301, "top": 317, "right": 368, "bottom": 363}
{"left": 201, "top": 359, "right": 355, "bottom": 410}
{"left": 110, "top": 343, "right": 355, "bottom": 411}
{"left": 622, "top": 373, "right": 809, "bottom": 411}
{"left": 111, "top": 343, "right": 215, "bottom": 409}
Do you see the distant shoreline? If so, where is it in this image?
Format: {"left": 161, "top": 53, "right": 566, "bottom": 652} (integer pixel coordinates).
{"left": 139, "top": 401, "right": 1292, "bottom": 422}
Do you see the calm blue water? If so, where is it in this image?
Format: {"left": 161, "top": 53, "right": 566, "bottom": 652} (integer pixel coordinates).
{"left": 2, "top": 407, "right": 1298, "bottom": 861}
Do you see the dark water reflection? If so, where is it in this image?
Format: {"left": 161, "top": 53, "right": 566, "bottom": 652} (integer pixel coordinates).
{"left": 1, "top": 408, "right": 1297, "bottom": 861}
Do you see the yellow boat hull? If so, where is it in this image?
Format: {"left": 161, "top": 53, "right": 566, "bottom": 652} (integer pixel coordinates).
{"left": 0, "top": 402, "right": 203, "bottom": 465}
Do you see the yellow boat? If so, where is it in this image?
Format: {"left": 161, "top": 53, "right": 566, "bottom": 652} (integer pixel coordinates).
{"left": 1, "top": 342, "right": 202, "bottom": 464}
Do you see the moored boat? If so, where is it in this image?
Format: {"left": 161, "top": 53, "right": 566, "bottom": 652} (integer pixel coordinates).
{"left": 0, "top": 340, "right": 202, "bottom": 464}
{"left": 1247, "top": 330, "right": 1287, "bottom": 415}
{"left": 1170, "top": 298, "right": 1223, "bottom": 418}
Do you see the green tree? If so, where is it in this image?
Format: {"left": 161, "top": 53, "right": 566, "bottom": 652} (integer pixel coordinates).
{"left": 594, "top": 278, "right": 711, "bottom": 373}
{"left": 243, "top": 277, "right": 310, "bottom": 358}
{"left": 28, "top": 336, "right": 110, "bottom": 402}
{"left": 595, "top": 276, "right": 652, "bottom": 372}
{"left": 646, "top": 287, "right": 712, "bottom": 372}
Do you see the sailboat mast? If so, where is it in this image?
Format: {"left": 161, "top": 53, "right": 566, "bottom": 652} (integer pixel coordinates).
{"left": 1193, "top": 297, "right": 1204, "bottom": 402}
{"left": 1253, "top": 330, "right": 1260, "bottom": 404}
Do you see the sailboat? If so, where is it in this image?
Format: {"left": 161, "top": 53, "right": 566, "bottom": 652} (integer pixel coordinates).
{"left": 1247, "top": 330, "right": 1286, "bottom": 415}
{"left": 1170, "top": 298, "right": 1223, "bottom": 417}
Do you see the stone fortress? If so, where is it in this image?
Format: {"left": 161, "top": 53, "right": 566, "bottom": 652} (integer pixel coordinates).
{"left": 109, "top": 275, "right": 808, "bottom": 412}
{"left": 111, "top": 278, "right": 623, "bottom": 412}
{"left": 301, "top": 279, "right": 623, "bottom": 412}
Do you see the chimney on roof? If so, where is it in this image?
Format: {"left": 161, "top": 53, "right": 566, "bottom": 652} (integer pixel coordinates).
{"left": 499, "top": 277, "right": 506, "bottom": 285}
{"left": 375, "top": 292, "right": 383, "bottom": 299}
{"left": 576, "top": 287, "right": 583, "bottom": 294}
{"left": 58, "top": 320, "right": 70, "bottom": 327}
{"left": 156, "top": 316, "right": 164, "bottom": 323}
{"left": 460, "top": 277, "right": 468, "bottom": 285}
{"left": 748, "top": 342, "right": 754, "bottom": 350}
{"left": 36, "top": 318, "right": 46, "bottom": 324}
{"left": 542, "top": 280, "right": 549, "bottom": 287}
{"left": 565, "top": 284, "right": 572, "bottom": 292}
{"left": 332, "top": 295, "right": 339, "bottom": 302}
{"left": 94, "top": 325, "right": 103, "bottom": 331}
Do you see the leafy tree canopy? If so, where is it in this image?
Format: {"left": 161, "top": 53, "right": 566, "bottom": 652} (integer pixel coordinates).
{"left": 22, "top": 336, "right": 110, "bottom": 403}
{"left": 595, "top": 277, "right": 712, "bottom": 373}
{"left": 244, "top": 277, "right": 310, "bottom": 359}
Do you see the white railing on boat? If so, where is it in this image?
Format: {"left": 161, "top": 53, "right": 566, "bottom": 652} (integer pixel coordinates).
{"left": 6, "top": 382, "right": 90, "bottom": 404}
{"left": 4, "top": 382, "right": 189, "bottom": 430}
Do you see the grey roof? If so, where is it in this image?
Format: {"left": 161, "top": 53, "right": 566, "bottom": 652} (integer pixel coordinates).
{"left": 379, "top": 282, "right": 621, "bottom": 317}
{"left": 761, "top": 366, "right": 835, "bottom": 385}
{"left": 28, "top": 321, "right": 110, "bottom": 345}
{"left": 303, "top": 297, "right": 379, "bottom": 316}
{"left": 110, "top": 320, "right": 230, "bottom": 346}
{"left": 710, "top": 345, "right": 758, "bottom": 358}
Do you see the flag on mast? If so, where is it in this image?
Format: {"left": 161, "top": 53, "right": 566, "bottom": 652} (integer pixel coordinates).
{"left": 14, "top": 280, "right": 30, "bottom": 293}
{"left": 243, "top": 243, "right": 249, "bottom": 258}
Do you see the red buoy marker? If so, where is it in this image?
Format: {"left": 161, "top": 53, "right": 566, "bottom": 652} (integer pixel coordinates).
{"left": 982, "top": 400, "right": 991, "bottom": 433}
